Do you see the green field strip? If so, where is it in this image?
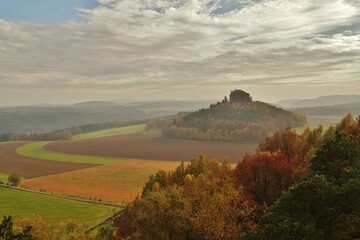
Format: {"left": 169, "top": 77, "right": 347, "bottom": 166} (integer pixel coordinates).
{"left": 0, "top": 186, "right": 120, "bottom": 225}
{"left": 16, "top": 142, "right": 127, "bottom": 164}
{"left": 72, "top": 124, "right": 146, "bottom": 140}
{"left": 0, "top": 173, "right": 10, "bottom": 183}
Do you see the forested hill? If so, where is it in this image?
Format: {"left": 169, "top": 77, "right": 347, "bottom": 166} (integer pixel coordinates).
{"left": 147, "top": 90, "right": 307, "bottom": 142}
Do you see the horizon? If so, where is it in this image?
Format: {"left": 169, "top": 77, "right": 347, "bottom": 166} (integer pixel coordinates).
{"left": 1, "top": 0, "right": 360, "bottom": 106}
{"left": 1, "top": 91, "right": 360, "bottom": 108}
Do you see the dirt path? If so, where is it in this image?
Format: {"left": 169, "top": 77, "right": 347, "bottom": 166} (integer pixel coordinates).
{"left": 0, "top": 142, "right": 97, "bottom": 178}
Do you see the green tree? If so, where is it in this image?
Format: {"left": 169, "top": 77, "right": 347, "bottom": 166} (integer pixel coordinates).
{"left": 311, "top": 134, "right": 360, "bottom": 184}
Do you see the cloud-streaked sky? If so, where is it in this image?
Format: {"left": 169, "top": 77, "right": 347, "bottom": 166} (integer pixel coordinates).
{"left": 1, "top": 0, "right": 359, "bottom": 106}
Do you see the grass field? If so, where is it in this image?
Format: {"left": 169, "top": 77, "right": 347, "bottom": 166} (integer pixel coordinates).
{"left": 0, "top": 173, "right": 10, "bottom": 183}
{"left": 16, "top": 142, "right": 126, "bottom": 165}
{"left": 0, "top": 186, "right": 119, "bottom": 225}
{"left": 72, "top": 124, "right": 146, "bottom": 140}
{"left": 21, "top": 160, "right": 180, "bottom": 203}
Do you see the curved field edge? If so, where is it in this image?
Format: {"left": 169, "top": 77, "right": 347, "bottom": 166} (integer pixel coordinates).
{"left": 0, "top": 185, "right": 120, "bottom": 225}
{"left": 72, "top": 124, "right": 146, "bottom": 140}
{"left": 16, "top": 142, "right": 128, "bottom": 164}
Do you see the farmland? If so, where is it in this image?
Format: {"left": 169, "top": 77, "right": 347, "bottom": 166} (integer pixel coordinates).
{"left": 45, "top": 134, "right": 258, "bottom": 163}
{"left": 16, "top": 141, "right": 126, "bottom": 164}
{"left": 21, "top": 160, "right": 180, "bottom": 203}
{"left": 0, "top": 186, "right": 119, "bottom": 225}
{"left": 1, "top": 123, "right": 258, "bottom": 225}
{"left": 0, "top": 141, "right": 96, "bottom": 178}
{"left": 72, "top": 124, "right": 146, "bottom": 140}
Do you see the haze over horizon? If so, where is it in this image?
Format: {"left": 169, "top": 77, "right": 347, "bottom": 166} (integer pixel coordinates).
{"left": 1, "top": 0, "right": 359, "bottom": 106}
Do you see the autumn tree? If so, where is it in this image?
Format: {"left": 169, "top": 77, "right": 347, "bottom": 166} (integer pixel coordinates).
{"left": 0, "top": 216, "right": 33, "bottom": 240}
{"left": 343, "top": 115, "right": 360, "bottom": 147}
{"left": 336, "top": 113, "right": 355, "bottom": 132}
{"left": 116, "top": 156, "right": 257, "bottom": 240}
{"left": 142, "top": 170, "right": 169, "bottom": 197}
{"left": 183, "top": 172, "right": 257, "bottom": 239}
{"left": 14, "top": 216, "right": 92, "bottom": 240}
{"left": 249, "top": 133, "right": 360, "bottom": 240}
{"left": 234, "top": 151, "right": 296, "bottom": 206}
{"left": 259, "top": 128, "right": 304, "bottom": 162}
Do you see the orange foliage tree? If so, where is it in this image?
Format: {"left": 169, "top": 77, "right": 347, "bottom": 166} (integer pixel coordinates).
{"left": 234, "top": 151, "right": 296, "bottom": 206}
{"left": 116, "top": 156, "right": 258, "bottom": 240}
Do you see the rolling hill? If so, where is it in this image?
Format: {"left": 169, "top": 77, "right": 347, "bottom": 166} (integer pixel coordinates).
{"left": 148, "top": 90, "right": 307, "bottom": 142}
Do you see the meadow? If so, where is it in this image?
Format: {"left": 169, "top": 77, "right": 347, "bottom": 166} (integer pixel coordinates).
{"left": 71, "top": 124, "right": 146, "bottom": 140}
{"left": 0, "top": 173, "right": 10, "bottom": 183}
{"left": 0, "top": 186, "right": 119, "bottom": 225}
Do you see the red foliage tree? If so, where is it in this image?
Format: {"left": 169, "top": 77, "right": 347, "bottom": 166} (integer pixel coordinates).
{"left": 259, "top": 128, "right": 304, "bottom": 162}
{"left": 234, "top": 151, "right": 297, "bottom": 206}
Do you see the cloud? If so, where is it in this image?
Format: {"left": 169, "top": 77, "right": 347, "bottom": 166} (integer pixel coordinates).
{"left": 0, "top": 0, "right": 359, "bottom": 103}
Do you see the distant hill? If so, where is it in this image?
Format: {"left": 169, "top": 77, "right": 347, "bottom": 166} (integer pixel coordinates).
{"left": 73, "top": 101, "right": 118, "bottom": 107}
{"left": 0, "top": 105, "right": 148, "bottom": 134}
{"left": 290, "top": 101, "right": 360, "bottom": 117}
{"left": 0, "top": 100, "right": 215, "bottom": 134}
{"left": 147, "top": 90, "right": 307, "bottom": 142}
{"left": 122, "top": 100, "right": 216, "bottom": 113}
{"left": 278, "top": 95, "right": 360, "bottom": 108}
{"left": 285, "top": 101, "right": 360, "bottom": 127}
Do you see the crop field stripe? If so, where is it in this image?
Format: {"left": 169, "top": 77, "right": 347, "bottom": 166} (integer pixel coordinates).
{"left": 72, "top": 124, "right": 146, "bottom": 140}
{"left": 21, "top": 160, "right": 181, "bottom": 203}
{"left": 0, "top": 185, "right": 120, "bottom": 225}
{"left": 16, "top": 142, "right": 128, "bottom": 164}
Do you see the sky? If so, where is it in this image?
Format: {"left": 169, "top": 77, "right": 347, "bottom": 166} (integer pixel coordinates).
{"left": 0, "top": 0, "right": 359, "bottom": 106}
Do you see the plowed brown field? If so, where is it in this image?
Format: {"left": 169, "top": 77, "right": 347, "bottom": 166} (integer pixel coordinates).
{"left": 0, "top": 142, "right": 97, "bottom": 178}
{"left": 45, "top": 134, "right": 258, "bottom": 163}
{"left": 21, "top": 160, "right": 180, "bottom": 203}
